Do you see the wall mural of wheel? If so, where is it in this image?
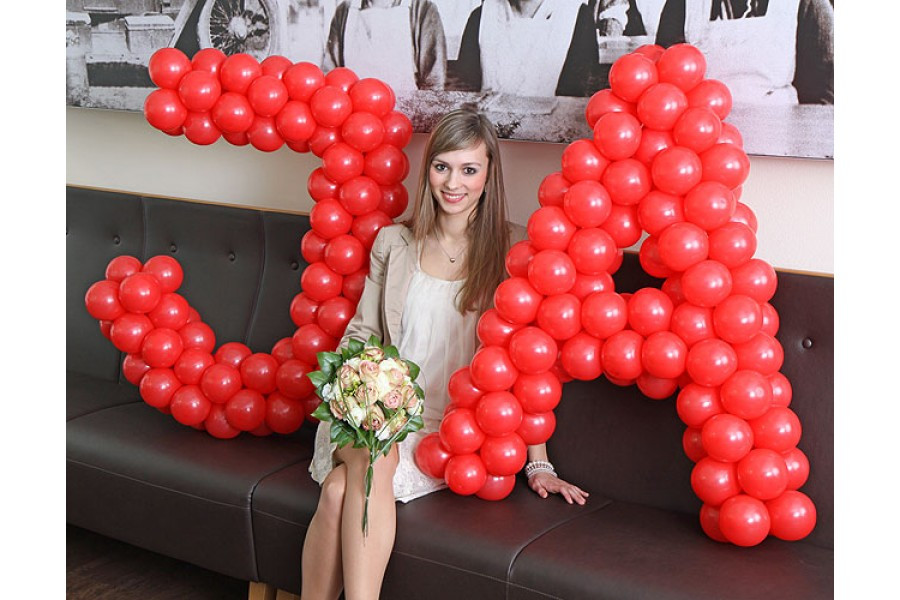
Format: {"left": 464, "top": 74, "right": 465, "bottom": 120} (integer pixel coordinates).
{"left": 198, "top": 0, "right": 282, "bottom": 59}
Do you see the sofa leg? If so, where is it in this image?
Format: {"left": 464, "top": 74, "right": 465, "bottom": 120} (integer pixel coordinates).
{"left": 248, "top": 581, "right": 277, "bottom": 600}
{"left": 275, "top": 590, "right": 300, "bottom": 600}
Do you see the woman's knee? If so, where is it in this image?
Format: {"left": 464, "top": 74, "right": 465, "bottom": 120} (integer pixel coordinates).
{"left": 318, "top": 464, "right": 348, "bottom": 521}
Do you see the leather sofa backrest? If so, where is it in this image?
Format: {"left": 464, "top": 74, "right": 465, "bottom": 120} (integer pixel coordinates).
{"left": 66, "top": 186, "right": 310, "bottom": 383}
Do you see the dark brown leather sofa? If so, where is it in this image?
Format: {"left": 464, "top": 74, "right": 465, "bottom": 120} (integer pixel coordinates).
{"left": 67, "top": 185, "right": 833, "bottom": 599}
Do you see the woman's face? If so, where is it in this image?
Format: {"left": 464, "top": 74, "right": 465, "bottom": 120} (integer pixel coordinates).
{"left": 428, "top": 141, "right": 490, "bottom": 220}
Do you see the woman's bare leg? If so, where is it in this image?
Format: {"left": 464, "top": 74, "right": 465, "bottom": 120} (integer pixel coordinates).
{"left": 300, "top": 464, "right": 348, "bottom": 600}
{"left": 336, "top": 445, "right": 399, "bottom": 600}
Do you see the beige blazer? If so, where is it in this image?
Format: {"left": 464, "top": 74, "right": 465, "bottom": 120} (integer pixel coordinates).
{"left": 340, "top": 221, "right": 527, "bottom": 349}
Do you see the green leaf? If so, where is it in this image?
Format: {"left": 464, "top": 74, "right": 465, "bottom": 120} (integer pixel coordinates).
{"left": 317, "top": 351, "right": 343, "bottom": 379}
{"left": 311, "top": 401, "right": 332, "bottom": 422}
{"left": 384, "top": 345, "right": 400, "bottom": 360}
{"left": 307, "top": 370, "right": 328, "bottom": 390}
{"left": 347, "top": 338, "right": 365, "bottom": 356}
{"left": 367, "top": 334, "right": 382, "bottom": 348}
{"left": 404, "top": 359, "right": 420, "bottom": 381}
{"left": 414, "top": 383, "right": 425, "bottom": 399}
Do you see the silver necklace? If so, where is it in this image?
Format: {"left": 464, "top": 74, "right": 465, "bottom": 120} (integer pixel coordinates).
{"left": 434, "top": 233, "right": 466, "bottom": 264}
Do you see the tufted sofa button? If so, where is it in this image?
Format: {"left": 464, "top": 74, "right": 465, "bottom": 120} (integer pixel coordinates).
{"left": 229, "top": 252, "right": 236, "bottom": 262}
{"left": 170, "top": 244, "right": 178, "bottom": 253}
{"left": 802, "top": 338, "right": 813, "bottom": 349}
{"left": 113, "top": 235, "right": 121, "bottom": 245}
{"left": 290, "top": 261, "right": 299, "bottom": 271}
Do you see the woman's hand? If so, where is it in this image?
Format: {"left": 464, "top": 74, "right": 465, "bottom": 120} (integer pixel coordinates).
{"left": 528, "top": 472, "right": 589, "bottom": 505}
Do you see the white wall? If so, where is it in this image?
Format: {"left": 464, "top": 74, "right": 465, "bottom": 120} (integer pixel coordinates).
{"left": 66, "top": 106, "right": 833, "bottom": 275}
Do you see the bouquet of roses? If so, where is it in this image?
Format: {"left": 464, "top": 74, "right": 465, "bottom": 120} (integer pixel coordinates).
{"left": 309, "top": 335, "right": 425, "bottom": 535}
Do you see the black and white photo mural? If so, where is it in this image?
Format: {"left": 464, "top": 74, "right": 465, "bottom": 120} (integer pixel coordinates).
{"left": 66, "top": 0, "right": 833, "bottom": 158}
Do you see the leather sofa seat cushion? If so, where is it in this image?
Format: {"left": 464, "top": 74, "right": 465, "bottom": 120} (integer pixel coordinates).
{"left": 508, "top": 502, "right": 833, "bottom": 600}
{"left": 67, "top": 371, "right": 141, "bottom": 421}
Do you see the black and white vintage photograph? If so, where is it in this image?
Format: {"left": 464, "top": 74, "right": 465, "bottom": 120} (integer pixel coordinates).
{"left": 66, "top": 0, "right": 833, "bottom": 157}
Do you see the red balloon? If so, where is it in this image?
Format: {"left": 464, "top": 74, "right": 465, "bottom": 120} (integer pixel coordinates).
{"left": 276, "top": 101, "right": 316, "bottom": 143}
{"left": 719, "top": 122, "right": 744, "bottom": 147}
{"left": 633, "top": 128, "right": 674, "bottom": 165}
{"left": 493, "top": 277, "right": 542, "bottom": 325}
{"left": 144, "top": 88, "right": 188, "bottom": 132}
{"left": 567, "top": 228, "right": 618, "bottom": 275}
{"left": 338, "top": 176, "right": 382, "bottom": 216}
{"left": 601, "top": 203, "right": 642, "bottom": 247}
{"left": 656, "top": 43, "right": 707, "bottom": 92}
{"left": 505, "top": 241, "right": 536, "bottom": 279}
{"left": 214, "top": 342, "right": 252, "bottom": 369}
{"left": 636, "top": 373, "right": 679, "bottom": 399}
{"left": 414, "top": 432, "right": 453, "bottom": 479}
{"left": 700, "top": 143, "right": 750, "bottom": 189}
{"left": 563, "top": 180, "right": 612, "bottom": 228}
{"left": 183, "top": 111, "right": 222, "bottom": 146}
{"left": 535, "top": 293, "right": 582, "bottom": 341}
{"left": 737, "top": 448, "right": 788, "bottom": 500}
{"left": 246, "top": 116, "right": 284, "bottom": 152}
{"left": 291, "top": 323, "right": 337, "bottom": 365}
{"left": 768, "top": 371, "right": 792, "bottom": 407}
{"left": 581, "top": 291, "right": 628, "bottom": 339}
{"left": 651, "top": 146, "right": 702, "bottom": 195}
{"left": 324, "top": 234, "right": 366, "bottom": 275}
{"left": 593, "top": 112, "right": 642, "bottom": 160}
{"left": 480, "top": 433, "right": 528, "bottom": 476}
{"left": 661, "top": 273, "right": 686, "bottom": 305}
{"left": 307, "top": 168, "right": 340, "bottom": 202}
{"left": 239, "top": 353, "right": 279, "bottom": 394}
{"left": 691, "top": 457, "right": 741, "bottom": 506}
{"left": 444, "top": 453, "right": 487, "bottom": 496}
{"left": 247, "top": 75, "right": 288, "bottom": 117}
{"left": 211, "top": 92, "right": 255, "bottom": 133}
{"left": 310, "top": 85, "right": 353, "bottom": 128}
{"left": 178, "top": 70, "right": 222, "bottom": 112}
{"left": 538, "top": 172, "right": 571, "bottom": 207}
{"left": 266, "top": 391, "right": 306, "bottom": 434}
{"left": 687, "top": 79, "right": 732, "bottom": 120}
{"left": 139, "top": 367, "right": 182, "bottom": 408}
{"left": 191, "top": 48, "right": 227, "bottom": 75}
{"left": 381, "top": 111, "right": 413, "bottom": 148}
{"left": 110, "top": 312, "right": 154, "bottom": 354}
{"left": 687, "top": 338, "right": 738, "bottom": 387}
{"left": 142, "top": 255, "right": 183, "bottom": 294}
{"left": 290, "top": 292, "right": 320, "bottom": 327}
{"left": 782, "top": 447, "right": 810, "bottom": 490}
{"left": 750, "top": 407, "right": 802, "bottom": 452}
{"left": 261, "top": 55, "right": 292, "bottom": 79}
{"left": 205, "top": 404, "right": 242, "bottom": 439}
{"left": 641, "top": 331, "right": 687, "bottom": 379}
{"left": 200, "top": 363, "right": 242, "bottom": 404}
{"left": 123, "top": 353, "right": 152, "bottom": 386}
{"left": 448, "top": 367, "right": 485, "bottom": 408}
{"left": 275, "top": 359, "right": 314, "bottom": 399}
{"left": 702, "top": 413, "right": 754, "bottom": 462}
{"left": 325, "top": 66, "right": 359, "bottom": 92}
{"left": 713, "top": 294, "right": 762, "bottom": 344}
{"left": 219, "top": 53, "right": 262, "bottom": 94}
{"left": 766, "top": 490, "right": 816, "bottom": 541}
{"left": 140, "top": 328, "right": 184, "bottom": 368}
{"left": 602, "top": 159, "right": 652, "bottom": 206}
{"left": 718, "top": 494, "right": 770, "bottom": 547}
{"left": 671, "top": 302, "right": 715, "bottom": 347}
{"left": 682, "top": 427, "right": 707, "bottom": 462}
{"left": 699, "top": 504, "right": 729, "bottom": 542}
{"left": 508, "top": 327, "right": 558, "bottom": 374}
{"left": 608, "top": 53, "right": 658, "bottom": 102}
{"left": 225, "top": 389, "right": 267, "bottom": 431}
{"left": 343, "top": 268, "right": 368, "bottom": 303}
{"left": 476, "top": 474, "right": 516, "bottom": 501}
{"left": 627, "top": 288, "right": 674, "bottom": 336}
{"left": 513, "top": 371, "right": 562, "bottom": 414}
{"left": 637, "top": 235, "right": 674, "bottom": 279}
{"left": 570, "top": 271, "right": 615, "bottom": 300}
{"left": 85, "top": 280, "right": 125, "bottom": 321}
{"left": 148, "top": 48, "right": 191, "bottom": 89}
{"left": 170, "top": 385, "right": 212, "bottom": 426}
{"left": 634, "top": 44, "right": 665, "bottom": 61}
{"left": 600, "top": 329, "right": 643, "bottom": 381}
{"left": 637, "top": 83, "right": 688, "bottom": 131}
{"left": 476, "top": 309, "right": 524, "bottom": 347}
{"left": 657, "top": 222, "right": 708, "bottom": 272}
{"left": 708, "top": 221, "right": 757, "bottom": 268}
{"left": 676, "top": 383, "right": 724, "bottom": 428}
{"left": 469, "top": 346, "right": 519, "bottom": 392}
{"left": 283, "top": 62, "right": 325, "bottom": 102}
{"left": 439, "top": 407, "right": 486, "bottom": 454}
{"left": 308, "top": 126, "right": 342, "bottom": 157}
{"left": 527, "top": 250, "right": 576, "bottom": 296}
{"left": 310, "top": 199, "right": 353, "bottom": 239}
{"left": 561, "top": 331, "right": 604, "bottom": 380}
{"left": 683, "top": 181, "right": 735, "bottom": 231}
{"left": 341, "top": 111, "right": 385, "bottom": 153}
{"left": 731, "top": 259, "right": 778, "bottom": 304}
{"left": 378, "top": 182, "right": 409, "bottom": 218}
{"left": 271, "top": 337, "right": 294, "bottom": 364}
{"left": 351, "top": 210, "right": 392, "bottom": 249}
{"left": 178, "top": 321, "right": 216, "bottom": 353}
{"left": 517, "top": 411, "right": 556, "bottom": 445}
{"left": 364, "top": 144, "right": 409, "bottom": 185}
{"left": 105, "top": 256, "right": 142, "bottom": 282}
{"left": 527, "top": 206, "right": 577, "bottom": 252}
{"left": 733, "top": 332, "right": 784, "bottom": 375}
{"left": 316, "top": 295, "right": 356, "bottom": 338}
{"left": 147, "top": 292, "right": 190, "bottom": 330}
{"left": 585, "top": 88, "right": 636, "bottom": 128}
{"left": 561, "top": 139, "right": 608, "bottom": 182}
{"left": 475, "top": 391, "right": 524, "bottom": 437}
{"left": 681, "top": 260, "right": 733, "bottom": 307}
{"left": 173, "top": 347, "right": 215, "bottom": 385}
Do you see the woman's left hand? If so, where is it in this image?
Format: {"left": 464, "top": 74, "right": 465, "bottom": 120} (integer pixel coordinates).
{"left": 528, "top": 472, "right": 590, "bottom": 505}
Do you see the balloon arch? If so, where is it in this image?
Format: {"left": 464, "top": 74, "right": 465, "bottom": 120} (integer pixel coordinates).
{"left": 84, "top": 44, "right": 816, "bottom": 547}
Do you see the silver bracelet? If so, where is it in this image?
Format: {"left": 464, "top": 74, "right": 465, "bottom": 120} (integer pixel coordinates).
{"left": 525, "top": 460, "right": 557, "bottom": 479}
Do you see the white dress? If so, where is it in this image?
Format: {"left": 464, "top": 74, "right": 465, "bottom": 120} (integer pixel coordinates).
{"left": 309, "top": 257, "right": 480, "bottom": 502}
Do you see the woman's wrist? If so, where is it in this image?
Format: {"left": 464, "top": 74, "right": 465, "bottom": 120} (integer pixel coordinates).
{"left": 524, "top": 460, "right": 557, "bottom": 480}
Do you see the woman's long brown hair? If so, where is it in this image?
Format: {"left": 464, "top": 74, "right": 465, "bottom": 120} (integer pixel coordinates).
{"left": 409, "top": 107, "right": 510, "bottom": 315}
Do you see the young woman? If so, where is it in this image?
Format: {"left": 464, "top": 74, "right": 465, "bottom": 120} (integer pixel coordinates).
{"left": 302, "top": 106, "right": 588, "bottom": 600}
